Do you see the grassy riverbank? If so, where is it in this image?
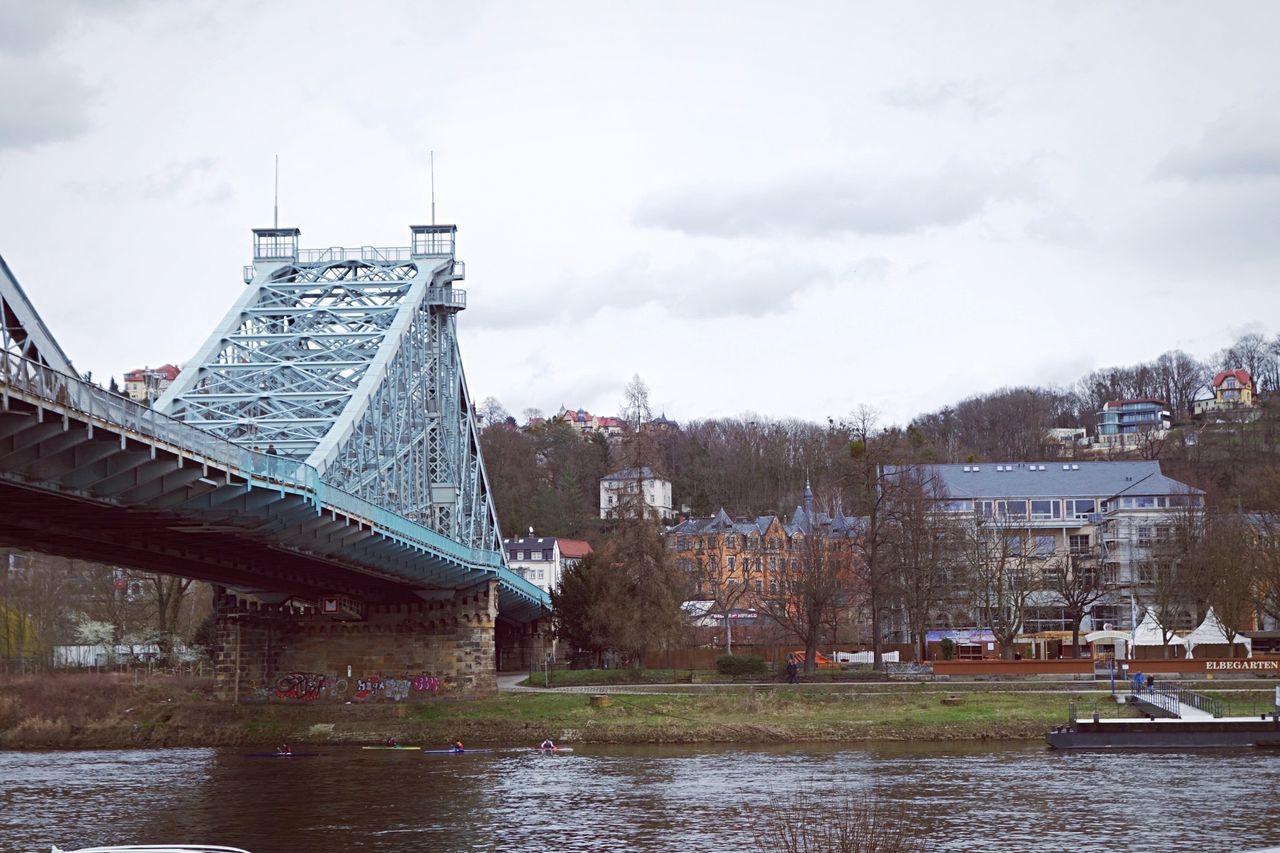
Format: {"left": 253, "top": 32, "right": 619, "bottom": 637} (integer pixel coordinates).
{"left": 1, "top": 672, "right": 1274, "bottom": 750}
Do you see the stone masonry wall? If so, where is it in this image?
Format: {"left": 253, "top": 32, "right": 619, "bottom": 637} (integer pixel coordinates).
{"left": 212, "top": 580, "right": 499, "bottom": 703}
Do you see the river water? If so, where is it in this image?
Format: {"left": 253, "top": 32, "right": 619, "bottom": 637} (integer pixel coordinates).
{"left": 3, "top": 741, "right": 1279, "bottom": 852}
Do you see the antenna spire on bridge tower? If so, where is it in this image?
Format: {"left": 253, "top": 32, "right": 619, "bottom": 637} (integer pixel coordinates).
{"left": 274, "top": 154, "right": 279, "bottom": 229}
{"left": 430, "top": 150, "right": 435, "bottom": 226}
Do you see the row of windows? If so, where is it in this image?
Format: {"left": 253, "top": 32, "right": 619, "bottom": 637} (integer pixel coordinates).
{"left": 1021, "top": 605, "right": 1149, "bottom": 633}
{"left": 677, "top": 556, "right": 797, "bottom": 575}
{"left": 674, "top": 534, "right": 788, "bottom": 551}
{"left": 967, "top": 494, "right": 1202, "bottom": 518}
{"left": 1112, "top": 495, "right": 1200, "bottom": 509}
{"left": 513, "top": 550, "right": 553, "bottom": 561}
{"left": 694, "top": 578, "right": 780, "bottom": 595}
{"left": 973, "top": 498, "right": 1097, "bottom": 520}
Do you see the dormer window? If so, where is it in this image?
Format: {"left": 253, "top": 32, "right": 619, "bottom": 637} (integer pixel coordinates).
{"left": 1224, "top": 376, "right": 1238, "bottom": 389}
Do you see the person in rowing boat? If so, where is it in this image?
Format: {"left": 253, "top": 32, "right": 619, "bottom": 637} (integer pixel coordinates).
{"left": 278, "top": 743, "right": 292, "bottom": 755}
{"left": 451, "top": 740, "right": 465, "bottom": 753}
{"left": 540, "top": 738, "right": 555, "bottom": 750}
{"left": 385, "top": 736, "right": 398, "bottom": 747}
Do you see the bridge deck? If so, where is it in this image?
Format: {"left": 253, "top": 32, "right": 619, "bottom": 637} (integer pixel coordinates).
{"left": 0, "top": 357, "right": 547, "bottom": 621}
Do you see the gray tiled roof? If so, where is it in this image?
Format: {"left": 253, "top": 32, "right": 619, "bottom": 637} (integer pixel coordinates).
{"left": 602, "top": 467, "right": 661, "bottom": 481}
{"left": 669, "top": 506, "right": 865, "bottom": 539}
{"left": 888, "top": 460, "right": 1201, "bottom": 499}
{"left": 503, "top": 537, "right": 556, "bottom": 555}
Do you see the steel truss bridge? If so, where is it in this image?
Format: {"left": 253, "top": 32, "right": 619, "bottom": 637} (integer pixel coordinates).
{"left": 0, "top": 225, "right": 546, "bottom": 622}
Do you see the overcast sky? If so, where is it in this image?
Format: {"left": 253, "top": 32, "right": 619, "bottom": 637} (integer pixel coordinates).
{"left": 2, "top": 1, "right": 1278, "bottom": 427}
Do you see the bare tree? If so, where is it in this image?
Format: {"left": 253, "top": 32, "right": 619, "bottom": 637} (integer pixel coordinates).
{"left": 697, "top": 548, "right": 759, "bottom": 655}
{"left": 1155, "top": 350, "right": 1209, "bottom": 420}
{"left": 1045, "top": 540, "right": 1108, "bottom": 658}
{"left": 123, "top": 570, "right": 195, "bottom": 661}
{"left": 476, "top": 396, "right": 510, "bottom": 427}
{"left": 845, "top": 407, "right": 897, "bottom": 669}
{"left": 758, "top": 528, "right": 848, "bottom": 673}
{"left": 959, "top": 515, "right": 1042, "bottom": 660}
{"left": 1201, "top": 510, "right": 1257, "bottom": 657}
{"left": 1142, "top": 502, "right": 1213, "bottom": 655}
{"left": 883, "top": 468, "right": 959, "bottom": 662}
{"left": 1253, "top": 511, "right": 1280, "bottom": 625}
{"left": 0, "top": 553, "right": 80, "bottom": 670}
{"left": 620, "top": 373, "right": 653, "bottom": 433}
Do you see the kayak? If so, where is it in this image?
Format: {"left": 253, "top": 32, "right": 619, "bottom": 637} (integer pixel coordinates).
{"left": 245, "top": 752, "right": 319, "bottom": 758}
{"left": 424, "top": 742, "right": 494, "bottom": 753}
{"left": 361, "top": 745, "right": 422, "bottom": 751}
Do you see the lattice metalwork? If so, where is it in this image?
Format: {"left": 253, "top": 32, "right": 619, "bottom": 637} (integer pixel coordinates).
{"left": 156, "top": 225, "right": 502, "bottom": 553}
{"left": 0, "top": 254, "right": 76, "bottom": 375}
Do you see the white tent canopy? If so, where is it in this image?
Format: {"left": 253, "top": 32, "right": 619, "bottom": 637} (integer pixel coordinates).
{"left": 1184, "top": 607, "right": 1252, "bottom": 657}
{"left": 1132, "top": 607, "right": 1187, "bottom": 647}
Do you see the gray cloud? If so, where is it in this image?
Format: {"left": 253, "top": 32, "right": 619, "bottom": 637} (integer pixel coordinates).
{"left": 0, "top": 5, "right": 71, "bottom": 55}
{"left": 65, "top": 157, "right": 232, "bottom": 204}
{"left": 140, "top": 158, "right": 232, "bottom": 204}
{"left": 1130, "top": 182, "right": 1280, "bottom": 270}
{"left": 1155, "top": 104, "right": 1280, "bottom": 183}
{"left": 882, "top": 80, "right": 997, "bottom": 116}
{"left": 470, "top": 251, "right": 882, "bottom": 332}
{"left": 0, "top": 1, "right": 143, "bottom": 152}
{"left": 0, "top": 56, "right": 94, "bottom": 150}
{"left": 1024, "top": 207, "right": 1093, "bottom": 246}
{"left": 635, "top": 165, "right": 1028, "bottom": 239}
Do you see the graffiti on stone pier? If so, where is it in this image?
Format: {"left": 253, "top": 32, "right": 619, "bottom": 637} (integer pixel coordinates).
{"left": 275, "top": 671, "right": 329, "bottom": 701}
{"left": 264, "top": 671, "right": 441, "bottom": 702}
{"left": 350, "top": 672, "right": 441, "bottom": 701}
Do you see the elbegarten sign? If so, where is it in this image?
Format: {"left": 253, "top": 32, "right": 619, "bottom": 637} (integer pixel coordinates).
{"left": 1204, "top": 660, "right": 1280, "bottom": 671}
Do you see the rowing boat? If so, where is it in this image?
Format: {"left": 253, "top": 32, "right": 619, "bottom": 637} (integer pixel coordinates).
{"left": 424, "top": 742, "right": 494, "bottom": 753}
{"left": 244, "top": 752, "right": 319, "bottom": 758}
{"left": 54, "top": 840, "right": 252, "bottom": 845}
{"left": 535, "top": 746, "right": 574, "bottom": 753}
{"left": 361, "top": 745, "right": 422, "bottom": 750}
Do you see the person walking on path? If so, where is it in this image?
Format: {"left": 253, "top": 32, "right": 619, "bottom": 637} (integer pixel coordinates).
{"left": 785, "top": 657, "right": 799, "bottom": 684}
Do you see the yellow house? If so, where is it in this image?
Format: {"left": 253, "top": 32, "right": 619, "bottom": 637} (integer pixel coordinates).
{"left": 1194, "top": 369, "right": 1257, "bottom": 417}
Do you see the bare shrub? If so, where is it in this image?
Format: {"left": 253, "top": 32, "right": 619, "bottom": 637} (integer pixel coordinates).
{"left": 753, "top": 792, "right": 918, "bottom": 853}
{"left": 0, "top": 694, "right": 20, "bottom": 727}
{"left": 9, "top": 715, "right": 72, "bottom": 747}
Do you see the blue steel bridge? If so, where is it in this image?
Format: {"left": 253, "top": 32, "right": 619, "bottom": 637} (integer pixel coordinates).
{"left": 0, "top": 224, "right": 546, "bottom": 624}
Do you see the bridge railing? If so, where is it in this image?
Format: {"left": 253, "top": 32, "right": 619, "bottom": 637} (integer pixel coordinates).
{"left": 0, "top": 352, "right": 530, "bottom": 589}
{"left": 425, "top": 287, "right": 467, "bottom": 310}
{"left": 1129, "top": 680, "right": 1224, "bottom": 718}
{"left": 295, "top": 246, "right": 414, "bottom": 264}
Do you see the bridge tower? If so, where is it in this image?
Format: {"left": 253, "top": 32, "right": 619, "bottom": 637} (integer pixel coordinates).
{"left": 155, "top": 224, "right": 501, "bottom": 556}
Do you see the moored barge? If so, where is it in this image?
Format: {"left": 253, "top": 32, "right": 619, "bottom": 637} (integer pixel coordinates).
{"left": 1048, "top": 715, "right": 1280, "bottom": 749}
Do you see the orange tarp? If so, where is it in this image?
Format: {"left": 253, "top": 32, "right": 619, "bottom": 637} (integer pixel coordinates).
{"left": 790, "top": 650, "right": 836, "bottom": 668}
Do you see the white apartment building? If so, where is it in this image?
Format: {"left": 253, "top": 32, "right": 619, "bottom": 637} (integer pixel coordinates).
{"left": 599, "top": 467, "right": 673, "bottom": 521}
{"left": 503, "top": 536, "right": 592, "bottom": 595}
{"left": 890, "top": 460, "right": 1204, "bottom": 633}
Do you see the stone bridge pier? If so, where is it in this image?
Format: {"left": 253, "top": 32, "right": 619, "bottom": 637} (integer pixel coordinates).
{"left": 495, "top": 616, "right": 551, "bottom": 673}
{"left": 213, "top": 580, "right": 499, "bottom": 703}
